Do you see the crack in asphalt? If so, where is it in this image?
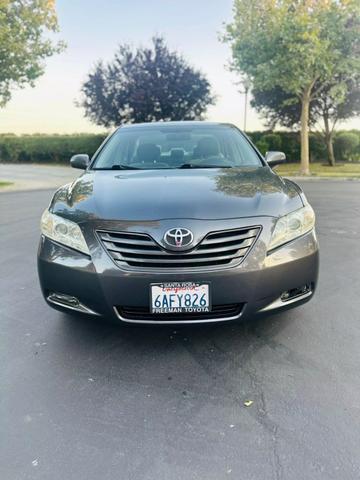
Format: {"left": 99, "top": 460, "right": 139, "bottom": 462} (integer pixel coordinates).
{"left": 245, "top": 366, "right": 283, "bottom": 480}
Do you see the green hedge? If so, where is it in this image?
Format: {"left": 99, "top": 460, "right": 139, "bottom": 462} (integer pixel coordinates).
{"left": 248, "top": 130, "right": 360, "bottom": 163}
{"left": 333, "top": 132, "right": 360, "bottom": 161}
{"left": 0, "top": 130, "right": 359, "bottom": 164}
{"left": 0, "top": 133, "right": 107, "bottom": 164}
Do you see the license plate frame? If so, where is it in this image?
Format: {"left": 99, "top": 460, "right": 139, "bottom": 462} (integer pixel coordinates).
{"left": 150, "top": 282, "right": 211, "bottom": 314}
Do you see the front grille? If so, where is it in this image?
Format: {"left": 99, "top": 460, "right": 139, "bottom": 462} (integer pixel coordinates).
{"left": 116, "top": 303, "right": 244, "bottom": 322}
{"left": 97, "top": 226, "right": 260, "bottom": 270}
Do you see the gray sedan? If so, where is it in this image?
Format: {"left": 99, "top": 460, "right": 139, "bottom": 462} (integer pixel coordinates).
{"left": 37, "top": 122, "right": 319, "bottom": 324}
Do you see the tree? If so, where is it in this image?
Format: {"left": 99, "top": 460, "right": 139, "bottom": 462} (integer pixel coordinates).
{"left": 0, "top": 0, "right": 64, "bottom": 107}
{"left": 79, "top": 37, "right": 215, "bottom": 127}
{"left": 316, "top": 79, "right": 360, "bottom": 166}
{"left": 251, "top": 77, "right": 360, "bottom": 166}
{"left": 224, "top": 0, "right": 360, "bottom": 174}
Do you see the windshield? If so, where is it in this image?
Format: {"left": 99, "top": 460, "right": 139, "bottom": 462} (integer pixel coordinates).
{"left": 91, "top": 124, "right": 263, "bottom": 170}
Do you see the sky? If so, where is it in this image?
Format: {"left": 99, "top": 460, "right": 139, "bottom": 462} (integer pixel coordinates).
{"left": 0, "top": 0, "right": 359, "bottom": 134}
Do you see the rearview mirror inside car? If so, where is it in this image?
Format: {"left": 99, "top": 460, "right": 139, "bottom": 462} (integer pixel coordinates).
{"left": 70, "top": 154, "right": 90, "bottom": 170}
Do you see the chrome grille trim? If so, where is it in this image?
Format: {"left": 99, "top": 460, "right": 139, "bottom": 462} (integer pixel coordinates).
{"left": 97, "top": 226, "right": 261, "bottom": 270}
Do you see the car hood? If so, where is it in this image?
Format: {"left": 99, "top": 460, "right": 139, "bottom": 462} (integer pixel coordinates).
{"left": 51, "top": 166, "right": 303, "bottom": 222}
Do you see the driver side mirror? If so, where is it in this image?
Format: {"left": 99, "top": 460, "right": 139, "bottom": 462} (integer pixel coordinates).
{"left": 265, "top": 151, "right": 286, "bottom": 167}
{"left": 70, "top": 154, "right": 90, "bottom": 170}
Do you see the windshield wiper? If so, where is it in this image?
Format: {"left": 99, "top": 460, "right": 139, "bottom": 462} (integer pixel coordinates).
{"left": 93, "top": 164, "right": 142, "bottom": 170}
{"left": 111, "top": 164, "right": 142, "bottom": 170}
{"left": 177, "top": 163, "right": 233, "bottom": 169}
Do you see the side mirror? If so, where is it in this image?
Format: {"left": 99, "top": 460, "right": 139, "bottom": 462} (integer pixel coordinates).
{"left": 265, "top": 151, "right": 286, "bottom": 167}
{"left": 70, "top": 154, "right": 90, "bottom": 170}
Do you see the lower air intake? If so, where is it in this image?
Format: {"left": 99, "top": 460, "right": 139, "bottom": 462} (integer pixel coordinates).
{"left": 115, "top": 303, "right": 244, "bottom": 323}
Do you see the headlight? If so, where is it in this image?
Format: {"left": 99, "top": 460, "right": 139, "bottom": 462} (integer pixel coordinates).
{"left": 40, "top": 209, "right": 90, "bottom": 255}
{"left": 268, "top": 204, "right": 315, "bottom": 251}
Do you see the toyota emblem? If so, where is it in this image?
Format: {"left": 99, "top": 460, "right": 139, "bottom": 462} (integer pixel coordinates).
{"left": 164, "top": 228, "right": 194, "bottom": 250}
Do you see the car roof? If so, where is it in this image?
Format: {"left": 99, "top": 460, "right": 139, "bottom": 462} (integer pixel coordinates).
{"left": 119, "top": 121, "right": 237, "bottom": 130}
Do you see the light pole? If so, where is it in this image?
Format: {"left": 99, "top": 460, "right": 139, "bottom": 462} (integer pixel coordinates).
{"left": 238, "top": 80, "right": 250, "bottom": 132}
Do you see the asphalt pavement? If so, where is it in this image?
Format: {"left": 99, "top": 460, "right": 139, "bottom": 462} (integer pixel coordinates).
{"left": 0, "top": 164, "right": 78, "bottom": 191}
{"left": 1, "top": 180, "right": 360, "bottom": 480}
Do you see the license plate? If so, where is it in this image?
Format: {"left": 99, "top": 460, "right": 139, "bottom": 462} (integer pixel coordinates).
{"left": 150, "top": 282, "right": 211, "bottom": 314}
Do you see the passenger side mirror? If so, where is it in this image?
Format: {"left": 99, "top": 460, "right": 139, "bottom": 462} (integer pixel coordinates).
{"left": 265, "top": 151, "right": 286, "bottom": 167}
{"left": 70, "top": 154, "right": 90, "bottom": 170}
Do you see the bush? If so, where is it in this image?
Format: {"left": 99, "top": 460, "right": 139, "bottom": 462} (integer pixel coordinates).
{"left": 334, "top": 132, "right": 360, "bottom": 161}
{"left": 249, "top": 130, "right": 359, "bottom": 163}
{"left": 0, "top": 134, "right": 107, "bottom": 164}
{"left": 246, "top": 130, "right": 266, "bottom": 145}
{"left": 254, "top": 139, "right": 268, "bottom": 156}
{"left": 272, "top": 132, "right": 301, "bottom": 163}
{"left": 253, "top": 133, "right": 282, "bottom": 156}
{"left": 262, "top": 133, "right": 282, "bottom": 151}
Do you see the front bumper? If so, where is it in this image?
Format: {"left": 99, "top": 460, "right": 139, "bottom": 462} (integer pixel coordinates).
{"left": 37, "top": 219, "right": 319, "bottom": 324}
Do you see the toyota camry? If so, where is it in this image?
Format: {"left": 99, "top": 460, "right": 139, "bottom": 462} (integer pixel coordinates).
{"left": 37, "top": 122, "right": 319, "bottom": 324}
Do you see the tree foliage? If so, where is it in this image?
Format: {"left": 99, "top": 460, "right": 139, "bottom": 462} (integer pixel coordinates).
{"left": 224, "top": 0, "right": 360, "bottom": 174}
{"left": 0, "top": 0, "right": 64, "bottom": 107}
{"left": 79, "top": 36, "right": 215, "bottom": 127}
{"left": 251, "top": 86, "right": 305, "bottom": 130}
{"left": 252, "top": 80, "right": 360, "bottom": 130}
{"left": 251, "top": 78, "right": 360, "bottom": 165}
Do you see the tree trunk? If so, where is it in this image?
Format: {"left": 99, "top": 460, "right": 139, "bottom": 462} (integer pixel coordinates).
{"left": 323, "top": 112, "right": 335, "bottom": 166}
{"left": 300, "top": 88, "right": 311, "bottom": 175}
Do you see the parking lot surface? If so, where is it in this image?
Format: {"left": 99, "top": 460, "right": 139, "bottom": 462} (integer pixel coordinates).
{"left": 1, "top": 180, "right": 360, "bottom": 480}
{"left": 0, "top": 164, "right": 77, "bottom": 191}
